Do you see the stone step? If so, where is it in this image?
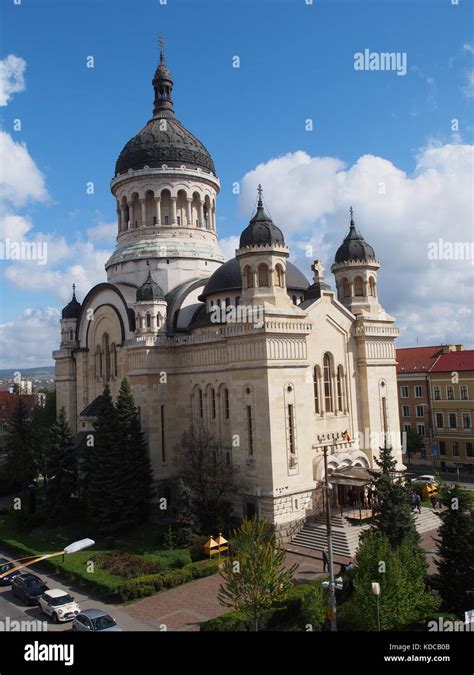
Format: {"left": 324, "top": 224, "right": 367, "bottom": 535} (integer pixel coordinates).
{"left": 291, "top": 507, "right": 440, "bottom": 556}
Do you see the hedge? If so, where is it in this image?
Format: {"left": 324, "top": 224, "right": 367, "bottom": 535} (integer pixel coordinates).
{"left": 118, "top": 559, "right": 219, "bottom": 601}
{"left": 201, "top": 580, "right": 328, "bottom": 632}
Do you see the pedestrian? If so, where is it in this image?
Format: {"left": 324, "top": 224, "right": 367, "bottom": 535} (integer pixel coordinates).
{"left": 414, "top": 493, "right": 421, "bottom": 514}
{"left": 322, "top": 548, "right": 328, "bottom": 573}
{"left": 430, "top": 495, "right": 437, "bottom": 510}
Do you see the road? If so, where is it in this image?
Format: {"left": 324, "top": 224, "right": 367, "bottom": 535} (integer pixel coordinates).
{"left": 0, "top": 550, "right": 154, "bottom": 632}
{"left": 406, "top": 463, "right": 474, "bottom": 490}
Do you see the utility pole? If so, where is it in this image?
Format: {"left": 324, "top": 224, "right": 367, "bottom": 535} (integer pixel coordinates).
{"left": 323, "top": 445, "right": 337, "bottom": 631}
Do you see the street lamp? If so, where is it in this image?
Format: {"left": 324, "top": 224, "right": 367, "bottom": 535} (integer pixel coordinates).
{"left": 372, "top": 581, "right": 381, "bottom": 631}
{"left": 0, "top": 538, "right": 95, "bottom": 579}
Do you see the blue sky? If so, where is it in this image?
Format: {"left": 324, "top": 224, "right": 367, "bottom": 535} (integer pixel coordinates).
{"left": 1, "top": 0, "right": 473, "bottom": 367}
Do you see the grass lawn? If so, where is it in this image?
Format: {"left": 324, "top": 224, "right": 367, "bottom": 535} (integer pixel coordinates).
{"left": 0, "top": 515, "right": 191, "bottom": 598}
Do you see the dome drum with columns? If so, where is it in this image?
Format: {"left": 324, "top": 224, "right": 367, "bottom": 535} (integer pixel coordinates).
{"left": 54, "top": 43, "right": 403, "bottom": 542}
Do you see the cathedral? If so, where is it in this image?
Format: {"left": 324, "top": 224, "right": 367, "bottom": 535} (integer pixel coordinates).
{"left": 53, "top": 47, "right": 403, "bottom": 540}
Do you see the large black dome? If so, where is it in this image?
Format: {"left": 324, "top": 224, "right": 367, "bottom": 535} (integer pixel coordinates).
{"left": 115, "top": 50, "right": 215, "bottom": 177}
{"left": 115, "top": 117, "right": 215, "bottom": 176}
{"left": 199, "top": 258, "right": 308, "bottom": 300}
{"left": 334, "top": 210, "right": 375, "bottom": 264}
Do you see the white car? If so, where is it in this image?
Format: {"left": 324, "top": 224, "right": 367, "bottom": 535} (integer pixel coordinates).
{"left": 38, "top": 589, "right": 81, "bottom": 623}
{"left": 411, "top": 474, "right": 437, "bottom": 486}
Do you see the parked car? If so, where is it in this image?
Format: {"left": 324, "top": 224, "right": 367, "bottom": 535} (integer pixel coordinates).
{"left": 0, "top": 557, "right": 22, "bottom": 586}
{"left": 37, "top": 589, "right": 80, "bottom": 623}
{"left": 12, "top": 573, "right": 48, "bottom": 605}
{"left": 72, "top": 609, "right": 122, "bottom": 632}
{"left": 411, "top": 474, "right": 438, "bottom": 486}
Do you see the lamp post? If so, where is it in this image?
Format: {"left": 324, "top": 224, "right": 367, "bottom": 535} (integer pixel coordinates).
{"left": 323, "top": 445, "right": 337, "bottom": 632}
{"left": 0, "top": 538, "right": 95, "bottom": 580}
{"left": 372, "top": 581, "right": 381, "bottom": 631}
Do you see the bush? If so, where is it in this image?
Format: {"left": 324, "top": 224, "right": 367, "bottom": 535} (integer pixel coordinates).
{"left": 117, "top": 559, "right": 219, "bottom": 602}
{"left": 93, "top": 551, "right": 164, "bottom": 578}
{"left": 172, "top": 557, "right": 186, "bottom": 569}
{"left": 201, "top": 580, "right": 328, "bottom": 632}
{"left": 188, "top": 534, "right": 209, "bottom": 562}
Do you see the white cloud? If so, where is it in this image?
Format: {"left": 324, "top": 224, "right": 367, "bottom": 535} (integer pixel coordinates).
{"left": 0, "top": 307, "right": 59, "bottom": 369}
{"left": 219, "top": 235, "right": 240, "bottom": 260}
{"left": 0, "top": 131, "right": 49, "bottom": 206}
{"left": 0, "top": 55, "right": 26, "bottom": 107}
{"left": 87, "top": 221, "right": 116, "bottom": 244}
{"left": 239, "top": 145, "right": 474, "bottom": 348}
{"left": 462, "top": 69, "right": 474, "bottom": 98}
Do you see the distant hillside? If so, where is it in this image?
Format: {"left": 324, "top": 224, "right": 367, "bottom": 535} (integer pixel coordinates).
{"left": 0, "top": 366, "right": 55, "bottom": 379}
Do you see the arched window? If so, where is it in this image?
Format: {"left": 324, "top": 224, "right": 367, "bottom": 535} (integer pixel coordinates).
{"left": 111, "top": 343, "right": 117, "bottom": 378}
{"left": 157, "top": 312, "right": 162, "bottom": 328}
{"left": 369, "top": 277, "right": 376, "bottom": 297}
{"left": 258, "top": 264, "right": 269, "bottom": 287}
{"left": 224, "top": 387, "right": 230, "bottom": 420}
{"left": 198, "top": 388, "right": 203, "bottom": 418}
{"left": 245, "top": 266, "right": 254, "bottom": 289}
{"left": 146, "top": 313, "right": 151, "bottom": 328}
{"left": 354, "top": 276, "right": 364, "bottom": 296}
{"left": 211, "top": 388, "right": 216, "bottom": 419}
{"left": 342, "top": 278, "right": 350, "bottom": 298}
{"left": 313, "top": 366, "right": 320, "bottom": 414}
{"left": 337, "top": 365, "right": 344, "bottom": 412}
{"left": 102, "top": 333, "right": 111, "bottom": 381}
{"left": 235, "top": 296, "right": 241, "bottom": 307}
{"left": 225, "top": 297, "right": 230, "bottom": 307}
{"left": 323, "top": 353, "right": 333, "bottom": 413}
{"left": 69, "top": 330, "right": 73, "bottom": 341}
{"left": 275, "top": 264, "right": 284, "bottom": 287}
{"left": 95, "top": 346, "right": 102, "bottom": 379}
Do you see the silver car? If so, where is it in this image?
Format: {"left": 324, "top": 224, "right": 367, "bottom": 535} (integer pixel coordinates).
{"left": 72, "top": 608, "right": 122, "bottom": 632}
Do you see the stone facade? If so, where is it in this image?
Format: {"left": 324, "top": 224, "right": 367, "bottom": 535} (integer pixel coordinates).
{"left": 53, "top": 50, "right": 404, "bottom": 537}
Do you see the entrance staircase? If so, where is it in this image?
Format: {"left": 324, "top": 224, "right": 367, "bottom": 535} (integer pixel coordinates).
{"left": 290, "top": 507, "right": 441, "bottom": 558}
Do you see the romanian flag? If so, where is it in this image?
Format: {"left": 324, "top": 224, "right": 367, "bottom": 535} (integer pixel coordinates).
{"left": 342, "top": 430, "right": 351, "bottom": 441}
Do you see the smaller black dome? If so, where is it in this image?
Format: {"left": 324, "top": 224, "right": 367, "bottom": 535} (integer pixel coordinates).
{"left": 62, "top": 287, "right": 81, "bottom": 319}
{"left": 136, "top": 270, "right": 165, "bottom": 302}
{"left": 334, "top": 209, "right": 375, "bottom": 264}
{"left": 239, "top": 186, "right": 285, "bottom": 248}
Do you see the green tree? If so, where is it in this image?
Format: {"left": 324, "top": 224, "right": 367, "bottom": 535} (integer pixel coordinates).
{"left": 173, "top": 478, "right": 200, "bottom": 545}
{"left": 174, "top": 423, "right": 239, "bottom": 533}
{"left": 85, "top": 385, "right": 125, "bottom": 534}
{"left": 45, "top": 408, "right": 76, "bottom": 519}
{"left": 405, "top": 428, "right": 425, "bottom": 466}
{"left": 4, "top": 397, "right": 35, "bottom": 494}
{"left": 116, "top": 378, "right": 153, "bottom": 526}
{"left": 344, "top": 531, "right": 438, "bottom": 630}
{"left": 31, "top": 389, "right": 57, "bottom": 485}
{"left": 435, "top": 487, "right": 474, "bottom": 614}
{"left": 373, "top": 443, "right": 419, "bottom": 548}
{"left": 217, "top": 519, "right": 297, "bottom": 631}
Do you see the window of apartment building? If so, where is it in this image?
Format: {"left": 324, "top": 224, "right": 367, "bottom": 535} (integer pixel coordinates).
{"left": 446, "top": 386, "right": 454, "bottom": 400}
{"left": 415, "top": 385, "right": 423, "bottom": 398}
{"left": 449, "top": 413, "right": 457, "bottom": 429}
{"left": 439, "top": 441, "right": 446, "bottom": 456}
{"left": 460, "top": 385, "right": 468, "bottom": 400}
{"left": 452, "top": 442, "right": 460, "bottom": 457}
{"left": 400, "top": 386, "right": 409, "bottom": 398}
{"left": 435, "top": 413, "right": 444, "bottom": 428}
{"left": 417, "top": 423, "right": 425, "bottom": 436}
{"left": 462, "top": 413, "right": 471, "bottom": 429}
{"left": 416, "top": 405, "right": 424, "bottom": 417}
{"left": 467, "top": 442, "right": 474, "bottom": 457}
{"left": 404, "top": 423, "right": 411, "bottom": 432}
{"left": 433, "top": 386, "right": 441, "bottom": 400}
{"left": 402, "top": 405, "right": 410, "bottom": 417}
